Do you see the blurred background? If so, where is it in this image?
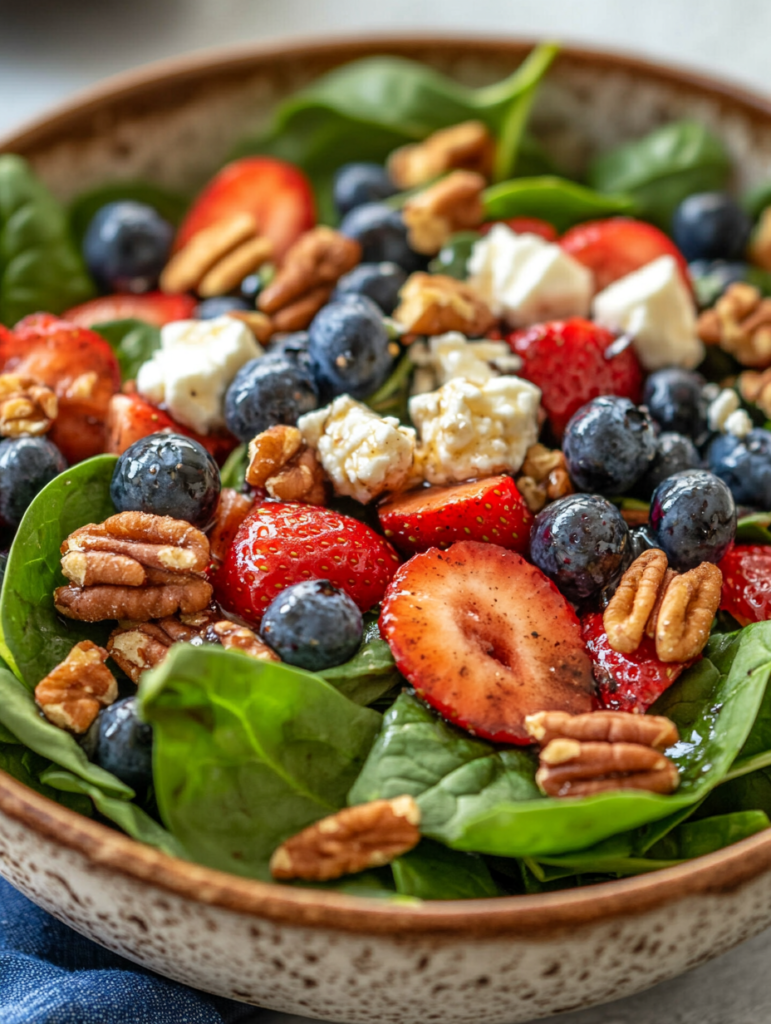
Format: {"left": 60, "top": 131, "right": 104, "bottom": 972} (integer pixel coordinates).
{"left": 1, "top": 0, "right": 770, "bottom": 137}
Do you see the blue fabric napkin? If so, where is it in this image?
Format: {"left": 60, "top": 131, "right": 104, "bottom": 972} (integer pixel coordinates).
{"left": 0, "top": 876, "right": 261, "bottom": 1024}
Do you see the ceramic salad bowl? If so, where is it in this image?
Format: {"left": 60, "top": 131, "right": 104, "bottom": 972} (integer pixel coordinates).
{"left": 4, "top": 35, "right": 771, "bottom": 1024}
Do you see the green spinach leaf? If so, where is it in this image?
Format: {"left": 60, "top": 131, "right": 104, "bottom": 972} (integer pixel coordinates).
{"left": 588, "top": 121, "right": 731, "bottom": 229}
{"left": 318, "top": 616, "right": 402, "bottom": 707}
{"left": 364, "top": 352, "right": 414, "bottom": 423}
{"left": 0, "top": 155, "right": 95, "bottom": 326}
{"left": 646, "top": 810, "right": 769, "bottom": 860}
{"left": 219, "top": 444, "right": 248, "bottom": 491}
{"left": 91, "top": 319, "right": 161, "bottom": 383}
{"left": 736, "top": 512, "right": 771, "bottom": 545}
{"left": 428, "top": 231, "right": 481, "bottom": 279}
{"left": 68, "top": 181, "right": 189, "bottom": 246}
{"left": 392, "top": 839, "right": 500, "bottom": 899}
{"left": 482, "top": 177, "right": 635, "bottom": 232}
{"left": 0, "top": 742, "right": 93, "bottom": 816}
{"left": 0, "top": 455, "right": 117, "bottom": 688}
{"left": 138, "top": 644, "right": 382, "bottom": 880}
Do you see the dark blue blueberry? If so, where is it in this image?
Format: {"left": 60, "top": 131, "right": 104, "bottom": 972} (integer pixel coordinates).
{"left": 259, "top": 579, "right": 363, "bottom": 671}
{"left": 338, "top": 203, "right": 425, "bottom": 273}
{"left": 689, "top": 259, "right": 749, "bottom": 309}
{"left": 224, "top": 352, "right": 318, "bottom": 443}
{"left": 635, "top": 432, "right": 702, "bottom": 500}
{"left": 530, "top": 494, "right": 630, "bottom": 604}
{"left": 268, "top": 331, "right": 312, "bottom": 374}
{"left": 707, "top": 428, "right": 771, "bottom": 509}
{"left": 83, "top": 201, "right": 174, "bottom": 293}
{"left": 110, "top": 433, "right": 220, "bottom": 529}
{"left": 194, "top": 296, "right": 251, "bottom": 319}
{"left": 563, "top": 397, "right": 657, "bottom": 496}
{"left": 333, "top": 163, "right": 396, "bottom": 217}
{"left": 0, "top": 437, "right": 67, "bottom": 529}
{"left": 94, "top": 697, "right": 153, "bottom": 793}
{"left": 642, "top": 368, "right": 709, "bottom": 444}
{"left": 332, "top": 262, "right": 407, "bottom": 315}
{"left": 672, "top": 193, "right": 752, "bottom": 263}
{"left": 649, "top": 469, "right": 736, "bottom": 571}
{"left": 238, "top": 273, "right": 263, "bottom": 303}
{"left": 308, "top": 295, "right": 394, "bottom": 401}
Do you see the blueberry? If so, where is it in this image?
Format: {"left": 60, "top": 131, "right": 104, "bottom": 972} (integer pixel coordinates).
{"left": 194, "top": 296, "right": 251, "bottom": 319}
{"left": 642, "top": 368, "right": 709, "bottom": 444}
{"left": 308, "top": 295, "right": 394, "bottom": 401}
{"left": 333, "top": 163, "right": 396, "bottom": 217}
{"left": 0, "top": 437, "right": 67, "bottom": 529}
{"left": 332, "top": 262, "right": 407, "bottom": 315}
{"left": 238, "top": 273, "right": 263, "bottom": 303}
{"left": 268, "top": 331, "right": 312, "bottom": 374}
{"left": 530, "top": 494, "right": 630, "bottom": 604}
{"left": 110, "top": 433, "right": 220, "bottom": 529}
{"left": 672, "top": 193, "right": 752, "bottom": 263}
{"left": 224, "top": 352, "right": 318, "bottom": 443}
{"left": 635, "top": 432, "right": 702, "bottom": 500}
{"left": 259, "top": 579, "right": 363, "bottom": 671}
{"left": 707, "top": 428, "right": 771, "bottom": 509}
{"left": 563, "top": 397, "right": 657, "bottom": 495}
{"left": 649, "top": 469, "right": 736, "bottom": 571}
{"left": 689, "top": 259, "right": 749, "bottom": 309}
{"left": 83, "top": 201, "right": 174, "bottom": 293}
{"left": 339, "top": 203, "right": 425, "bottom": 273}
{"left": 94, "top": 697, "right": 153, "bottom": 792}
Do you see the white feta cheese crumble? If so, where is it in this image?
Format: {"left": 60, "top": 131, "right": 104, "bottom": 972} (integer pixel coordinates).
{"left": 724, "top": 408, "right": 754, "bottom": 439}
{"left": 708, "top": 388, "right": 740, "bottom": 433}
{"left": 409, "top": 375, "right": 541, "bottom": 485}
{"left": 298, "top": 396, "right": 416, "bottom": 504}
{"left": 409, "top": 331, "right": 522, "bottom": 393}
{"left": 468, "top": 225, "right": 592, "bottom": 327}
{"left": 592, "top": 256, "right": 703, "bottom": 371}
{"left": 136, "top": 317, "right": 262, "bottom": 434}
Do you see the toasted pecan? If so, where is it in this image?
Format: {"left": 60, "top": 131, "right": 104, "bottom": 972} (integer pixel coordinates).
{"left": 62, "top": 512, "right": 210, "bottom": 574}
{"left": 402, "top": 170, "right": 486, "bottom": 255}
{"left": 160, "top": 213, "right": 258, "bottom": 294}
{"left": 603, "top": 550, "right": 669, "bottom": 654}
{"left": 388, "top": 120, "right": 495, "bottom": 189}
{"left": 55, "top": 578, "right": 213, "bottom": 623}
{"left": 0, "top": 373, "right": 58, "bottom": 437}
{"left": 697, "top": 282, "right": 771, "bottom": 368}
{"left": 246, "top": 425, "right": 327, "bottom": 505}
{"left": 35, "top": 640, "right": 117, "bottom": 734}
{"left": 393, "top": 272, "right": 495, "bottom": 337}
{"left": 655, "top": 562, "right": 723, "bottom": 662}
{"left": 525, "top": 709, "right": 679, "bottom": 751}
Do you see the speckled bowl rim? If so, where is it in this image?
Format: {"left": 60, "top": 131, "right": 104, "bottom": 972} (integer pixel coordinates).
{"left": 3, "top": 34, "right": 771, "bottom": 939}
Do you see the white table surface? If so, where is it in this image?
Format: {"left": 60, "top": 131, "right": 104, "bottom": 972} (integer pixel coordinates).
{"left": 2, "top": 0, "right": 770, "bottom": 1021}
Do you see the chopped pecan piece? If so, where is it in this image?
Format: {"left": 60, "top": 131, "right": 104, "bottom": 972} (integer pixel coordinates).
{"left": 393, "top": 272, "right": 495, "bottom": 337}
{"left": 258, "top": 227, "right": 361, "bottom": 330}
{"left": 0, "top": 373, "right": 58, "bottom": 437}
{"left": 655, "top": 562, "right": 723, "bottom": 663}
{"left": 108, "top": 610, "right": 221, "bottom": 681}
{"left": 205, "top": 620, "right": 279, "bottom": 662}
{"left": 739, "top": 367, "right": 771, "bottom": 418}
{"left": 246, "top": 425, "right": 327, "bottom": 505}
{"left": 35, "top": 640, "right": 117, "bottom": 734}
{"left": 208, "top": 488, "right": 254, "bottom": 562}
{"left": 225, "top": 310, "right": 274, "bottom": 345}
{"left": 697, "top": 282, "right": 771, "bottom": 368}
{"left": 388, "top": 120, "right": 495, "bottom": 189}
{"left": 515, "top": 443, "right": 573, "bottom": 514}
{"left": 270, "top": 796, "right": 421, "bottom": 881}
{"left": 402, "top": 170, "right": 486, "bottom": 255}
{"left": 160, "top": 213, "right": 273, "bottom": 296}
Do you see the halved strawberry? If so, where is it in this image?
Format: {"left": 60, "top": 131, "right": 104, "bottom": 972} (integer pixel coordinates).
{"left": 380, "top": 541, "right": 595, "bottom": 744}
{"left": 508, "top": 317, "right": 644, "bottom": 438}
{"left": 378, "top": 476, "right": 532, "bottom": 557}
{"left": 718, "top": 545, "right": 771, "bottom": 625}
{"left": 480, "top": 217, "right": 558, "bottom": 242}
{"left": 2, "top": 315, "right": 121, "bottom": 463}
{"left": 106, "top": 393, "right": 238, "bottom": 466}
{"left": 213, "top": 502, "right": 401, "bottom": 626}
{"left": 63, "top": 292, "right": 196, "bottom": 328}
{"left": 582, "top": 612, "right": 691, "bottom": 715}
{"left": 559, "top": 217, "right": 691, "bottom": 293}
{"left": 174, "top": 157, "right": 316, "bottom": 263}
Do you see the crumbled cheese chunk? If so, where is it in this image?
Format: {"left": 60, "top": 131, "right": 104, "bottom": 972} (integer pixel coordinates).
{"left": 468, "top": 225, "right": 592, "bottom": 327}
{"left": 298, "top": 396, "right": 416, "bottom": 504}
{"left": 724, "top": 408, "right": 754, "bottom": 439}
{"left": 136, "top": 317, "right": 262, "bottom": 434}
{"left": 708, "top": 388, "right": 740, "bottom": 432}
{"left": 592, "top": 256, "right": 703, "bottom": 371}
{"left": 409, "top": 331, "right": 522, "bottom": 393}
{"left": 409, "top": 375, "right": 541, "bottom": 485}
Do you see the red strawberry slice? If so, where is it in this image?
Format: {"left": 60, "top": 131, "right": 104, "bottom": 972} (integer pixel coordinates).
{"left": 63, "top": 292, "right": 196, "bottom": 328}
{"left": 508, "top": 316, "right": 644, "bottom": 438}
{"left": 380, "top": 541, "right": 595, "bottom": 744}
{"left": 2, "top": 315, "right": 121, "bottom": 463}
{"left": 378, "top": 475, "right": 532, "bottom": 557}
{"left": 106, "top": 393, "right": 238, "bottom": 466}
{"left": 582, "top": 612, "right": 691, "bottom": 715}
{"left": 213, "top": 502, "right": 401, "bottom": 626}
{"left": 174, "top": 157, "right": 316, "bottom": 263}
{"left": 480, "top": 217, "right": 558, "bottom": 242}
{"left": 559, "top": 217, "right": 691, "bottom": 293}
{"left": 718, "top": 545, "right": 771, "bottom": 626}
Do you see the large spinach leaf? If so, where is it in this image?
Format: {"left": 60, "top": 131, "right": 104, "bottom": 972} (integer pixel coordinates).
{"left": 587, "top": 121, "right": 731, "bottom": 229}
{"left": 68, "top": 181, "right": 189, "bottom": 246}
{"left": 319, "top": 616, "right": 401, "bottom": 707}
{"left": 138, "top": 644, "right": 382, "bottom": 880}
{"left": 0, "top": 455, "right": 117, "bottom": 688}
{"left": 91, "top": 319, "right": 161, "bottom": 383}
{"left": 0, "top": 155, "right": 94, "bottom": 326}
{"left": 482, "top": 177, "right": 635, "bottom": 232}
{"left": 391, "top": 839, "right": 500, "bottom": 899}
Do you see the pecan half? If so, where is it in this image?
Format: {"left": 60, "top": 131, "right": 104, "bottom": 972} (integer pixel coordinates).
{"left": 246, "top": 425, "right": 327, "bottom": 505}
{"left": 0, "top": 373, "right": 58, "bottom": 437}
{"left": 160, "top": 213, "right": 273, "bottom": 296}
{"left": 62, "top": 513, "right": 210, "bottom": 577}
{"left": 603, "top": 549, "right": 669, "bottom": 654}
{"left": 208, "top": 488, "right": 254, "bottom": 562}
{"left": 739, "top": 367, "right": 771, "bottom": 419}
{"left": 697, "top": 282, "right": 771, "bottom": 368}
{"left": 393, "top": 272, "right": 495, "bottom": 337}
{"left": 525, "top": 709, "right": 679, "bottom": 751}
{"left": 655, "top": 562, "right": 723, "bottom": 662}
{"left": 225, "top": 310, "right": 274, "bottom": 345}
{"left": 402, "top": 170, "right": 486, "bottom": 255}
{"left": 270, "top": 796, "right": 421, "bottom": 881}
{"left": 55, "top": 578, "right": 213, "bottom": 623}
{"left": 388, "top": 120, "right": 495, "bottom": 189}
{"left": 516, "top": 443, "right": 573, "bottom": 514}
{"left": 536, "top": 738, "right": 680, "bottom": 798}
{"left": 35, "top": 640, "right": 117, "bottom": 734}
